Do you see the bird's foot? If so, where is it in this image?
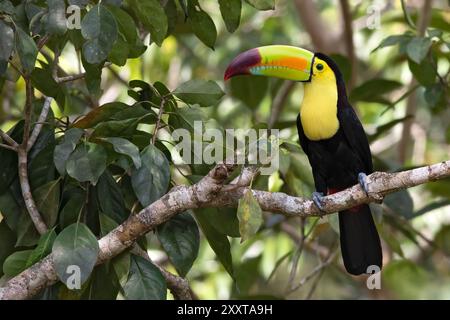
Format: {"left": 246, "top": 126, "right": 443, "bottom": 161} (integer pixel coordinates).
{"left": 358, "top": 172, "right": 369, "bottom": 196}
{"left": 312, "top": 191, "right": 325, "bottom": 212}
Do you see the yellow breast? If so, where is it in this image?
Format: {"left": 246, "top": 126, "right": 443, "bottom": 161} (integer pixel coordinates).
{"left": 300, "top": 69, "right": 339, "bottom": 141}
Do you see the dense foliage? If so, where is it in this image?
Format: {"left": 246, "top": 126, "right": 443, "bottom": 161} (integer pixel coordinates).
{"left": 0, "top": 0, "right": 449, "bottom": 299}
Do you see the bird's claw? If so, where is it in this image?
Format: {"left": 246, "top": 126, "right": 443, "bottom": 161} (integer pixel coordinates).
{"left": 312, "top": 191, "right": 325, "bottom": 212}
{"left": 358, "top": 172, "right": 369, "bottom": 195}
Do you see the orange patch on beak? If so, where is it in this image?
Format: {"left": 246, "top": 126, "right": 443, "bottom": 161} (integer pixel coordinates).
{"left": 269, "top": 57, "right": 308, "bottom": 71}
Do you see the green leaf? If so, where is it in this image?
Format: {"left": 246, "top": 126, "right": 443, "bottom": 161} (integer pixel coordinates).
{"left": 73, "top": 102, "right": 128, "bottom": 128}
{"left": 99, "top": 213, "right": 119, "bottom": 237}
{"left": 59, "top": 192, "right": 85, "bottom": 229}
{"left": 81, "top": 4, "right": 118, "bottom": 64}
{"left": 0, "top": 221, "right": 16, "bottom": 277}
{"left": 244, "top": 0, "right": 275, "bottom": 10}
{"left": 0, "top": 20, "right": 14, "bottom": 60}
{"left": 102, "top": 137, "right": 141, "bottom": 169}
{"left": 34, "top": 179, "right": 60, "bottom": 228}
{"left": 66, "top": 142, "right": 108, "bottom": 184}
{"left": 0, "top": 0, "right": 14, "bottom": 14}
{"left": 47, "top": 0, "right": 67, "bottom": 35}
{"left": 383, "top": 260, "right": 430, "bottom": 299}
{"left": 435, "top": 225, "right": 450, "bottom": 256}
{"left": 187, "top": 0, "right": 217, "bottom": 49}
{"left": 424, "top": 83, "right": 444, "bottom": 108}
{"left": 131, "top": 144, "right": 170, "bottom": 207}
{"left": 237, "top": 189, "right": 263, "bottom": 242}
{"left": 15, "top": 28, "right": 38, "bottom": 74}
{"left": 52, "top": 223, "right": 100, "bottom": 286}
{"left": 350, "top": 79, "right": 402, "bottom": 104}
{"left": 413, "top": 200, "right": 450, "bottom": 219}
{"left": 372, "top": 34, "right": 412, "bottom": 52}
{"left": 218, "top": 0, "right": 242, "bottom": 33}
{"left": 82, "top": 57, "right": 103, "bottom": 96}
{"left": 194, "top": 210, "right": 234, "bottom": 278}
{"left": 126, "top": 0, "right": 167, "bottom": 46}
{"left": 97, "top": 171, "right": 128, "bottom": 223}
{"left": 107, "top": 5, "right": 137, "bottom": 44}
{"left": 169, "top": 105, "right": 206, "bottom": 133}
{"left": 174, "top": 79, "right": 224, "bottom": 107}
{"left": 368, "top": 116, "right": 412, "bottom": 142}
{"left": 26, "top": 228, "right": 57, "bottom": 267}
{"left": 230, "top": 75, "right": 268, "bottom": 108}
{"left": 408, "top": 58, "right": 436, "bottom": 86}
{"left": 157, "top": 212, "right": 200, "bottom": 277}
{"left": 3, "top": 250, "right": 33, "bottom": 277}
{"left": 123, "top": 254, "right": 167, "bottom": 300}
{"left": 53, "top": 128, "right": 84, "bottom": 176}
{"left": 108, "top": 35, "right": 129, "bottom": 66}
{"left": 384, "top": 190, "right": 414, "bottom": 219}
{"left": 196, "top": 207, "right": 240, "bottom": 237}
{"left": 406, "top": 37, "right": 432, "bottom": 64}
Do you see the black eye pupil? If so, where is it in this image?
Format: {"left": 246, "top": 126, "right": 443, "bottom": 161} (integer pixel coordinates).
{"left": 316, "top": 64, "right": 324, "bottom": 71}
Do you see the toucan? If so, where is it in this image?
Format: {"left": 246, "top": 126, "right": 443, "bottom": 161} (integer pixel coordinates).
{"left": 224, "top": 45, "right": 382, "bottom": 275}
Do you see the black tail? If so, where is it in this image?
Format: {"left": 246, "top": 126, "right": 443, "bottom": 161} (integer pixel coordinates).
{"left": 338, "top": 204, "right": 382, "bottom": 275}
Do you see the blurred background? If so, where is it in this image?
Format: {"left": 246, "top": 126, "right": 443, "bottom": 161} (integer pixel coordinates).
{"left": 1, "top": 0, "right": 450, "bottom": 299}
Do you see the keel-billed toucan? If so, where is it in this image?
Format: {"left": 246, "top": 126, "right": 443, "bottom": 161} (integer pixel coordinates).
{"left": 224, "top": 45, "right": 382, "bottom": 275}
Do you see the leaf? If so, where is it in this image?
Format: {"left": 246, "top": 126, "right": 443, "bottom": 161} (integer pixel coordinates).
{"left": 53, "top": 128, "right": 84, "bottom": 176}
{"left": 0, "top": 221, "right": 16, "bottom": 277}
{"left": 59, "top": 192, "right": 85, "bottom": 229}
{"left": 107, "top": 5, "right": 137, "bottom": 44}
{"left": 218, "top": 0, "right": 242, "bottom": 33}
{"left": 413, "top": 200, "right": 450, "bottom": 219}
{"left": 383, "top": 260, "right": 430, "bottom": 299}
{"left": 3, "top": 250, "right": 33, "bottom": 277}
{"left": 66, "top": 142, "right": 108, "bottom": 184}
{"left": 126, "top": 0, "right": 167, "bottom": 46}
{"left": 424, "top": 83, "right": 444, "bottom": 108}
{"left": 0, "top": 0, "right": 14, "bottom": 14}
{"left": 15, "top": 28, "right": 38, "bottom": 74}
{"left": 26, "top": 228, "right": 57, "bottom": 267}
{"left": 34, "top": 179, "right": 60, "bottom": 228}
{"left": 97, "top": 171, "right": 128, "bottom": 223}
{"left": 368, "top": 116, "right": 413, "bottom": 142}
{"left": 102, "top": 137, "right": 141, "bottom": 169}
{"left": 0, "top": 20, "right": 14, "bottom": 60}
{"left": 230, "top": 75, "right": 268, "bottom": 108}
{"left": 99, "top": 213, "right": 119, "bottom": 237}
{"left": 237, "top": 190, "right": 263, "bottom": 242}
{"left": 372, "top": 34, "right": 412, "bottom": 52}
{"left": 73, "top": 102, "right": 128, "bottom": 128}
{"left": 157, "top": 212, "right": 200, "bottom": 277}
{"left": 52, "top": 223, "right": 100, "bottom": 286}
{"left": 131, "top": 144, "right": 170, "bottom": 207}
{"left": 194, "top": 211, "right": 234, "bottom": 278}
{"left": 47, "top": 0, "right": 67, "bottom": 35}
{"left": 350, "top": 79, "right": 402, "bottom": 104}
{"left": 196, "top": 207, "right": 240, "bottom": 237}
{"left": 384, "top": 190, "right": 414, "bottom": 219}
{"left": 435, "top": 225, "right": 450, "bottom": 255}
{"left": 187, "top": 0, "right": 217, "bottom": 49}
{"left": 81, "top": 4, "right": 118, "bottom": 64}
{"left": 174, "top": 80, "right": 224, "bottom": 107}
{"left": 408, "top": 58, "right": 436, "bottom": 86}
{"left": 123, "top": 255, "right": 167, "bottom": 300}
{"left": 244, "top": 0, "right": 275, "bottom": 10}
{"left": 406, "top": 37, "right": 432, "bottom": 64}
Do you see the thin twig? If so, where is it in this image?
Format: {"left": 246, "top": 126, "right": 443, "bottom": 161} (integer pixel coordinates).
{"left": 339, "top": 0, "right": 357, "bottom": 89}
{"left": 0, "top": 143, "right": 17, "bottom": 151}
{"left": 27, "top": 97, "right": 53, "bottom": 151}
{"left": 0, "top": 129, "right": 19, "bottom": 148}
{"left": 152, "top": 97, "right": 166, "bottom": 145}
{"left": 268, "top": 81, "right": 295, "bottom": 129}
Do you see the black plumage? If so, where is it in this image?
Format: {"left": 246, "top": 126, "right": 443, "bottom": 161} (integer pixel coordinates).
{"left": 296, "top": 53, "right": 382, "bottom": 275}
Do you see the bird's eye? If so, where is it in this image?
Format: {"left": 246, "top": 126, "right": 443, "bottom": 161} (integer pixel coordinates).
{"left": 316, "top": 63, "right": 324, "bottom": 71}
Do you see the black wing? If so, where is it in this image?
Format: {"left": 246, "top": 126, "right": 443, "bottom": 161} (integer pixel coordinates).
{"left": 296, "top": 114, "right": 309, "bottom": 156}
{"left": 337, "top": 105, "right": 373, "bottom": 174}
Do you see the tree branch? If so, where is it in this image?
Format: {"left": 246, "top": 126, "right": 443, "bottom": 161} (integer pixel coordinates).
{"left": 0, "top": 129, "right": 19, "bottom": 149}
{"left": 18, "top": 79, "right": 49, "bottom": 235}
{"left": 1, "top": 160, "right": 449, "bottom": 300}
{"left": 27, "top": 97, "right": 53, "bottom": 152}
{"left": 339, "top": 0, "right": 357, "bottom": 89}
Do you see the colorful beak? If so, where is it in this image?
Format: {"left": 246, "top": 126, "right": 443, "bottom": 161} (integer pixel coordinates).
{"left": 224, "top": 45, "right": 314, "bottom": 82}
